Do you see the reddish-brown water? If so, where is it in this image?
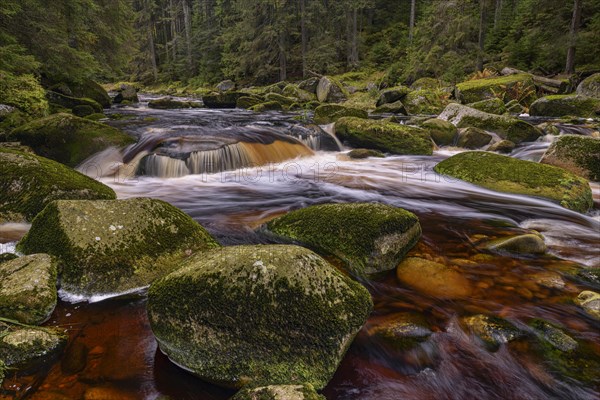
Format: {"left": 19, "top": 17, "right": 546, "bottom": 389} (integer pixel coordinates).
{"left": 1, "top": 102, "right": 599, "bottom": 399}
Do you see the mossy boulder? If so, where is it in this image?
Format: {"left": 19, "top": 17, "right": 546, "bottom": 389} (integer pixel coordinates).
{"left": 8, "top": 113, "right": 134, "bottom": 167}
{"left": 456, "top": 127, "right": 493, "bottom": 149}
{"left": 264, "top": 93, "right": 296, "bottom": 107}
{"left": 203, "top": 92, "right": 246, "bottom": 108}
{"left": 420, "top": 118, "right": 457, "bottom": 146}
{"left": 484, "top": 233, "right": 547, "bottom": 256}
{"left": 298, "top": 77, "right": 320, "bottom": 94}
{"left": 113, "top": 84, "right": 139, "bottom": 104}
{"left": 71, "top": 80, "right": 112, "bottom": 108}
{"left": 434, "top": 151, "right": 593, "bottom": 213}
{"left": 0, "top": 254, "right": 57, "bottom": 325}
{"left": 455, "top": 74, "right": 536, "bottom": 105}
{"left": 0, "top": 71, "right": 49, "bottom": 118}
{"left": 410, "top": 77, "right": 445, "bottom": 91}
{"left": 232, "top": 384, "right": 325, "bottom": 400}
{"left": 576, "top": 73, "right": 600, "bottom": 98}
{"left": 396, "top": 257, "right": 473, "bottom": 299}
{"left": 148, "top": 97, "right": 195, "bottom": 109}
{"left": 147, "top": 244, "right": 373, "bottom": 389}
{"left": 376, "top": 86, "right": 411, "bottom": 107}
{"left": 46, "top": 91, "right": 103, "bottom": 113}
{"left": 347, "top": 148, "right": 385, "bottom": 159}
{"left": 438, "top": 103, "right": 542, "bottom": 144}
{"left": 17, "top": 198, "right": 220, "bottom": 298}
{"left": 529, "top": 319, "right": 577, "bottom": 352}
{"left": 236, "top": 96, "right": 263, "bottom": 109}
{"left": 335, "top": 117, "right": 433, "bottom": 155}
{"left": 313, "top": 104, "right": 367, "bottom": 124}
{"left": 529, "top": 95, "right": 600, "bottom": 118}
{"left": 0, "top": 323, "right": 66, "bottom": 371}
{"left": 372, "top": 101, "right": 408, "bottom": 115}
{"left": 316, "top": 76, "right": 348, "bottom": 103}
{"left": 367, "top": 313, "right": 432, "bottom": 351}
{"left": 462, "top": 315, "right": 524, "bottom": 350}
{"left": 72, "top": 104, "right": 95, "bottom": 117}
{"left": 403, "top": 89, "right": 448, "bottom": 115}
{"left": 540, "top": 135, "right": 600, "bottom": 181}
{"left": 467, "top": 98, "right": 506, "bottom": 115}
{"left": 282, "top": 84, "right": 317, "bottom": 102}
{"left": 250, "top": 101, "right": 283, "bottom": 112}
{"left": 265, "top": 203, "right": 421, "bottom": 276}
{"left": 215, "top": 80, "right": 236, "bottom": 92}
{"left": 487, "top": 140, "right": 515, "bottom": 153}
{"left": 575, "top": 290, "right": 600, "bottom": 320}
{"left": 0, "top": 148, "right": 116, "bottom": 223}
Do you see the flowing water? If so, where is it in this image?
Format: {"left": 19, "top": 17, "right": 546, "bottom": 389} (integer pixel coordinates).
{"left": 1, "top": 96, "right": 599, "bottom": 400}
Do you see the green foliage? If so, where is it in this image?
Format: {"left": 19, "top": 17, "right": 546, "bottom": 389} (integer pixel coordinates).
{"left": 0, "top": 71, "right": 48, "bottom": 118}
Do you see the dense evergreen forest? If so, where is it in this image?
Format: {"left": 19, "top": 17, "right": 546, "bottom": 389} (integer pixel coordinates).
{"left": 2, "top": 0, "right": 600, "bottom": 87}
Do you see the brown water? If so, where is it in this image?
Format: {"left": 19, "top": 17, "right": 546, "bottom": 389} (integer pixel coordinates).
{"left": 1, "top": 99, "right": 599, "bottom": 399}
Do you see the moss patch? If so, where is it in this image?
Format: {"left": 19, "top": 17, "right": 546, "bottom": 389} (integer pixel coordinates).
{"left": 456, "top": 74, "right": 536, "bottom": 105}
{"left": 313, "top": 104, "right": 367, "bottom": 124}
{"left": 434, "top": 151, "right": 593, "bottom": 213}
{"left": 232, "top": 384, "right": 325, "bottom": 400}
{"left": 0, "top": 71, "right": 49, "bottom": 119}
{"left": 420, "top": 118, "right": 457, "bottom": 146}
{"left": 529, "top": 95, "right": 600, "bottom": 118}
{"left": 541, "top": 135, "right": 600, "bottom": 181}
{"left": 0, "top": 322, "right": 66, "bottom": 370}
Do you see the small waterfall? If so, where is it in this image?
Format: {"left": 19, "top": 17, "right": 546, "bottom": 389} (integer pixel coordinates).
{"left": 322, "top": 123, "right": 345, "bottom": 150}
{"left": 141, "top": 154, "right": 190, "bottom": 177}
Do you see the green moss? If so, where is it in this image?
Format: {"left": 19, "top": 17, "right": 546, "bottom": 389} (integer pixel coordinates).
{"left": 467, "top": 98, "right": 507, "bottom": 115}
{"left": 335, "top": 117, "right": 433, "bottom": 155}
{"left": 376, "top": 86, "right": 411, "bottom": 107}
{"left": 84, "top": 113, "right": 107, "bottom": 121}
{"left": 17, "top": 198, "right": 220, "bottom": 296}
{"left": 8, "top": 113, "right": 135, "bottom": 167}
{"left": 46, "top": 91, "right": 103, "bottom": 113}
{"left": 70, "top": 80, "right": 111, "bottom": 108}
{"left": 456, "top": 74, "right": 536, "bottom": 105}
{"left": 250, "top": 101, "right": 283, "bottom": 112}
{"left": 0, "top": 71, "right": 49, "bottom": 118}
{"left": 148, "top": 97, "right": 197, "bottom": 109}
{"left": 72, "top": 104, "right": 94, "bottom": 117}
{"left": 236, "top": 96, "right": 263, "bottom": 109}
{"left": 313, "top": 104, "right": 367, "bottom": 124}
{"left": 403, "top": 89, "right": 449, "bottom": 115}
{"left": 420, "top": 118, "right": 457, "bottom": 146}
{"left": 147, "top": 245, "right": 372, "bottom": 390}
{"left": 0, "top": 322, "right": 67, "bottom": 370}
{"left": 541, "top": 135, "right": 600, "bottom": 181}
{"left": 576, "top": 73, "right": 600, "bottom": 98}
{"left": 232, "top": 384, "right": 325, "bottom": 400}
{"left": 0, "top": 148, "right": 116, "bottom": 222}
{"left": 529, "top": 95, "right": 600, "bottom": 118}
{"left": 462, "top": 314, "right": 524, "bottom": 351}
{"left": 372, "top": 101, "right": 407, "bottom": 115}
{"left": 434, "top": 151, "right": 593, "bottom": 213}
{"left": 282, "top": 85, "right": 316, "bottom": 102}
{"left": 265, "top": 203, "right": 421, "bottom": 276}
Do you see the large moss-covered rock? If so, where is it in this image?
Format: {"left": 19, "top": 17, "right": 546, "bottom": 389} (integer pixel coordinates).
{"left": 313, "top": 104, "right": 367, "bottom": 124}
{"left": 403, "top": 89, "right": 448, "bottom": 115}
{"left": 456, "top": 127, "right": 493, "bottom": 149}
{"left": 71, "top": 80, "right": 112, "bottom": 108}
{"left": 236, "top": 96, "right": 263, "bottom": 109}
{"left": 0, "top": 71, "right": 49, "bottom": 118}
{"left": 203, "top": 92, "right": 246, "bottom": 108}
{"left": 298, "top": 77, "right": 320, "bottom": 94}
{"left": 540, "top": 135, "right": 600, "bottom": 181}
{"left": 438, "top": 103, "right": 542, "bottom": 144}
{"left": 576, "top": 73, "right": 600, "bottom": 98}
{"left": 148, "top": 97, "right": 196, "bottom": 109}
{"left": 396, "top": 257, "right": 473, "bottom": 299}
{"left": 455, "top": 74, "right": 536, "bottom": 105}
{"left": 372, "top": 101, "right": 407, "bottom": 115}
{"left": 434, "top": 151, "right": 593, "bottom": 213}
{"left": 0, "top": 148, "right": 116, "bottom": 223}
{"left": 232, "top": 384, "right": 325, "bottom": 400}
{"left": 376, "top": 86, "right": 411, "bottom": 107}
{"left": 147, "top": 244, "right": 372, "bottom": 389}
{"left": 265, "top": 203, "right": 421, "bottom": 275}
{"left": 316, "top": 76, "right": 348, "bottom": 103}
{"left": 335, "top": 117, "right": 433, "bottom": 155}
{"left": 250, "top": 101, "right": 283, "bottom": 112}
{"left": 46, "top": 91, "right": 103, "bottom": 113}
{"left": 529, "top": 95, "right": 600, "bottom": 118}
{"left": 420, "top": 118, "right": 457, "bottom": 146}
{"left": 17, "top": 198, "right": 219, "bottom": 297}
{"left": 0, "top": 323, "right": 66, "bottom": 370}
{"left": 282, "top": 84, "right": 317, "bottom": 102}
{"left": 467, "top": 98, "right": 506, "bottom": 115}
{"left": 0, "top": 254, "right": 57, "bottom": 325}
{"left": 113, "top": 84, "right": 139, "bottom": 104}
{"left": 8, "top": 113, "right": 135, "bottom": 167}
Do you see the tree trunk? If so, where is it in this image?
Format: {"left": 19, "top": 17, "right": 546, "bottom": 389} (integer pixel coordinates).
{"left": 169, "top": 0, "right": 177, "bottom": 60}
{"left": 351, "top": 7, "right": 358, "bottom": 67}
{"left": 300, "top": 0, "right": 307, "bottom": 77}
{"left": 182, "top": 0, "right": 193, "bottom": 70}
{"left": 477, "top": 0, "right": 487, "bottom": 72}
{"left": 409, "top": 0, "right": 416, "bottom": 42}
{"left": 565, "top": 0, "right": 582, "bottom": 74}
{"left": 494, "top": 0, "right": 502, "bottom": 28}
{"left": 279, "top": 30, "right": 287, "bottom": 81}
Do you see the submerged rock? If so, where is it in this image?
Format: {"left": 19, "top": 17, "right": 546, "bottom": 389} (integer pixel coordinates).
{"left": 420, "top": 118, "right": 457, "bottom": 146}
{"left": 367, "top": 313, "right": 432, "bottom": 350}
{"left": 438, "top": 103, "right": 541, "bottom": 144}
{"left": 456, "top": 127, "right": 493, "bottom": 149}
{"left": 335, "top": 117, "right": 433, "bottom": 155}
{"left": 147, "top": 245, "right": 373, "bottom": 389}
{"left": 575, "top": 290, "right": 600, "bottom": 320}
{"left": 529, "top": 95, "right": 600, "bottom": 118}
{"left": 316, "top": 76, "right": 348, "bottom": 103}
{"left": 434, "top": 151, "right": 593, "bottom": 213}
{"left": 455, "top": 74, "right": 536, "bottom": 105}
{"left": 203, "top": 92, "right": 246, "bottom": 108}
{"left": 0, "top": 148, "right": 116, "bottom": 223}
{"left": 347, "top": 148, "right": 385, "bottom": 159}
{"left": 313, "top": 104, "right": 367, "bottom": 124}
{"left": 462, "top": 314, "right": 524, "bottom": 350}
{"left": 265, "top": 203, "right": 421, "bottom": 276}
{"left": 8, "top": 113, "right": 134, "bottom": 167}
{"left": 540, "top": 135, "right": 600, "bottom": 181}
{"left": 232, "top": 384, "right": 325, "bottom": 400}
{"left": 17, "top": 198, "right": 219, "bottom": 298}
{"left": 0, "top": 323, "right": 66, "bottom": 371}
{"left": 396, "top": 257, "right": 473, "bottom": 299}
{"left": 0, "top": 254, "right": 57, "bottom": 325}
{"left": 577, "top": 73, "right": 600, "bottom": 98}
{"left": 529, "top": 319, "right": 577, "bottom": 352}
{"left": 485, "top": 233, "right": 547, "bottom": 256}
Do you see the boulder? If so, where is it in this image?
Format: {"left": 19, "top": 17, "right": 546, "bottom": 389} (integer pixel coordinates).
{"left": 434, "top": 151, "right": 593, "bottom": 213}
{"left": 420, "top": 118, "right": 457, "bottom": 146}
{"left": 265, "top": 203, "right": 421, "bottom": 275}
{"left": 367, "top": 313, "right": 432, "bottom": 350}
{"left": 113, "top": 84, "right": 139, "bottom": 104}
{"left": 403, "top": 89, "right": 448, "bottom": 115}
{"left": 236, "top": 96, "right": 263, "bottom": 109}
{"left": 455, "top": 74, "right": 536, "bottom": 105}
{"left": 467, "top": 98, "right": 506, "bottom": 115}
{"left": 17, "top": 198, "right": 219, "bottom": 297}
{"left": 335, "top": 117, "right": 433, "bottom": 155}
{"left": 46, "top": 91, "right": 103, "bottom": 113}
{"left": 147, "top": 244, "right": 372, "bottom": 389}
{"left": 0, "top": 323, "right": 66, "bottom": 371}
{"left": 0, "top": 254, "right": 57, "bottom": 325}
{"left": 396, "top": 257, "right": 473, "bottom": 299}
{"left": 576, "top": 73, "right": 600, "bottom": 98}
{"left": 232, "top": 384, "right": 325, "bottom": 400}
{"left": 410, "top": 77, "right": 444, "bottom": 91}
{"left": 487, "top": 140, "right": 515, "bottom": 153}
{"left": 72, "top": 105, "right": 95, "bottom": 117}
{"left": 540, "top": 135, "right": 600, "bottom": 181}
{"left": 347, "top": 148, "right": 385, "bottom": 159}
{"left": 282, "top": 84, "right": 317, "bottom": 102}
{"left": 529, "top": 95, "right": 600, "bottom": 118}
{"left": 372, "top": 101, "right": 408, "bottom": 115}
{"left": 215, "top": 80, "right": 236, "bottom": 92}
{"left": 8, "top": 113, "right": 135, "bottom": 167}
{"left": 298, "top": 77, "right": 320, "bottom": 94}
{"left": 0, "top": 148, "right": 116, "bottom": 223}
{"left": 250, "top": 101, "right": 283, "bottom": 112}
{"left": 203, "top": 92, "right": 246, "bottom": 108}
{"left": 438, "top": 103, "right": 542, "bottom": 144}
{"left": 148, "top": 97, "right": 195, "bottom": 109}
{"left": 70, "top": 80, "right": 112, "bottom": 108}
{"left": 376, "top": 86, "right": 411, "bottom": 107}
{"left": 457, "top": 127, "right": 493, "bottom": 149}
{"left": 462, "top": 315, "right": 523, "bottom": 350}
{"left": 313, "top": 104, "right": 367, "bottom": 124}
{"left": 529, "top": 319, "right": 577, "bottom": 352}
{"left": 264, "top": 93, "right": 296, "bottom": 107}
{"left": 575, "top": 290, "right": 600, "bottom": 320}
{"left": 484, "top": 233, "right": 547, "bottom": 256}
{"left": 316, "top": 76, "right": 348, "bottom": 103}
